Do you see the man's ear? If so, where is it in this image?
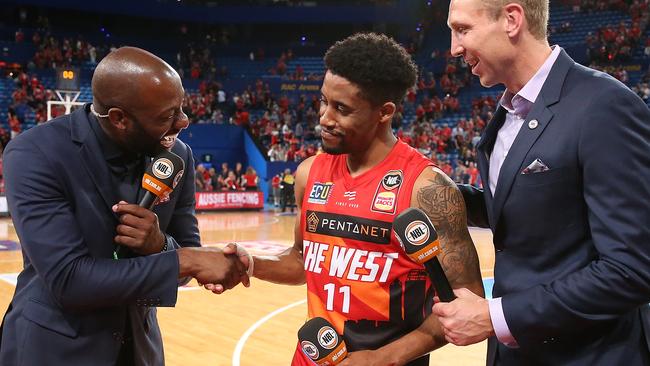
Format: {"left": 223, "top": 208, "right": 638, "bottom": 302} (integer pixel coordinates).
{"left": 107, "top": 108, "right": 128, "bottom": 130}
{"left": 503, "top": 3, "right": 525, "bottom": 38}
{"left": 379, "top": 102, "right": 397, "bottom": 125}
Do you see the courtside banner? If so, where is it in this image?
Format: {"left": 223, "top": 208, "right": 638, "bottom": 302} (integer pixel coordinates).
{"left": 195, "top": 191, "right": 264, "bottom": 210}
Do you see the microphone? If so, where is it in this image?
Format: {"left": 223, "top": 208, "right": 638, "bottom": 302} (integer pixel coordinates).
{"left": 114, "top": 150, "right": 185, "bottom": 259}
{"left": 139, "top": 150, "right": 185, "bottom": 209}
{"left": 393, "top": 207, "right": 456, "bottom": 302}
{"left": 297, "top": 317, "right": 348, "bottom": 366}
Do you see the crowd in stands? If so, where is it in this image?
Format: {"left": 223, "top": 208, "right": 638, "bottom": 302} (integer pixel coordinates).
{"left": 582, "top": 0, "right": 649, "bottom": 64}
{"left": 175, "top": 29, "right": 230, "bottom": 81}
{"left": 194, "top": 161, "right": 260, "bottom": 192}
{"left": 5, "top": 15, "right": 110, "bottom": 154}
{"left": 3, "top": 1, "right": 649, "bottom": 193}
{"left": 15, "top": 15, "right": 107, "bottom": 71}
{"left": 586, "top": 20, "right": 644, "bottom": 63}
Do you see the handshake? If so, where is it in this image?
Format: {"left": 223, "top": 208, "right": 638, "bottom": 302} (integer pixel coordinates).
{"left": 177, "top": 243, "right": 252, "bottom": 293}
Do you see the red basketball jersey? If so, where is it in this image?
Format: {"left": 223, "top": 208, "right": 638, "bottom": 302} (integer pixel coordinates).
{"left": 293, "top": 140, "right": 435, "bottom": 366}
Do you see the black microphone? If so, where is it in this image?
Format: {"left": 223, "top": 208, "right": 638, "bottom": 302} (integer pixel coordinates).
{"left": 393, "top": 207, "right": 456, "bottom": 302}
{"left": 297, "top": 317, "right": 348, "bottom": 366}
{"left": 139, "top": 150, "right": 185, "bottom": 209}
{"left": 114, "top": 150, "right": 185, "bottom": 259}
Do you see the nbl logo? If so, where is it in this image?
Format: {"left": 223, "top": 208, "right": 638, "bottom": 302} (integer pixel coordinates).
{"left": 381, "top": 170, "right": 403, "bottom": 190}
{"left": 152, "top": 158, "right": 174, "bottom": 180}
{"left": 301, "top": 341, "right": 319, "bottom": 360}
{"left": 317, "top": 326, "right": 337, "bottom": 350}
{"left": 172, "top": 170, "right": 184, "bottom": 189}
{"left": 405, "top": 221, "right": 429, "bottom": 246}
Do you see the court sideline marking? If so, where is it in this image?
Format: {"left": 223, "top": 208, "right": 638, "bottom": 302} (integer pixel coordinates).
{"left": 232, "top": 299, "right": 307, "bottom": 366}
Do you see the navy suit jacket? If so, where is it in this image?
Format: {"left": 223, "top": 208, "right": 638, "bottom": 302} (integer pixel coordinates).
{"left": 0, "top": 105, "right": 200, "bottom": 366}
{"left": 460, "top": 50, "right": 650, "bottom": 365}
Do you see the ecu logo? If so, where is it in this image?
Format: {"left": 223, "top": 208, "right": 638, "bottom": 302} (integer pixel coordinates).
{"left": 307, "top": 182, "right": 334, "bottom": 205}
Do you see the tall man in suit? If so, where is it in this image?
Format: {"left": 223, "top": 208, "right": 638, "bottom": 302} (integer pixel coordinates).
{"left": 432, "top": 0, "right": 650, "bottom": 365}
{"left": 0, "top": 47, "right": 247, "bottom": 365}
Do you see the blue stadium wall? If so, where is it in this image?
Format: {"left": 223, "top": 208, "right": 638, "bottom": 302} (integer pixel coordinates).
{"left": 179, "top": 124, "right": 298, "bottom": 202}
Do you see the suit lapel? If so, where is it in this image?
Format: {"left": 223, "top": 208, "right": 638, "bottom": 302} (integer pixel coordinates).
{"left": 490, "top": 49, "right": 573, "bottom": 228}
{"left": 477, "top": 106, "right": 506, "bottom": 227}
{"left": 491, "top": 103, "right": 553, "bottom": 223}
{"left": 71, "top": 105, "right": 120, "bottom": 222}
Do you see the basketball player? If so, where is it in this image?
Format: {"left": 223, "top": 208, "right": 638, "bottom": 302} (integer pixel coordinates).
{"left": 218, "top": 33, "right": 483, "bottom": 365}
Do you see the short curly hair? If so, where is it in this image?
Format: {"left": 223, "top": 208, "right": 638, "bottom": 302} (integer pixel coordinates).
{"left": 324, "top": 32, "right": 418, "bottom": 106}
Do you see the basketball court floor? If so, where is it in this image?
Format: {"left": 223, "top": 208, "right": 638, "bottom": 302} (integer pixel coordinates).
{"left": 0, "top": 209, "right": 494, "bottom": 365}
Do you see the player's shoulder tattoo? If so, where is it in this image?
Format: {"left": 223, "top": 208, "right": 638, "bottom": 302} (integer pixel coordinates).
{"left": 415, "top": 170, "right": 478, "bottom": 286}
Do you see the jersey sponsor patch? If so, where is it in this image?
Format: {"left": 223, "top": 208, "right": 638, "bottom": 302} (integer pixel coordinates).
{"left": 381, "top": 170, "right": 403, "bottom": 190}
{"left": 343, "top": 191, "right": 356, "bottom": 201}
{"left": 373, "top": 192, "right": 396, "bottom": 212}
{"left": 371, "top": 171, "right": 403, "bottom": 214}
{"left": 303, "top": 240, "right": 398, "bottom": 283}
{"left": 305, "top": 210, "right": 392, "bottom": 244}
{"left": 308, "top": 182, "right": 334, "bottom": 205}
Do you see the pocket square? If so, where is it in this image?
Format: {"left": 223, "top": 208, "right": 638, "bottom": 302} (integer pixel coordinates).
{"left": 522, "top": 158, "right": 550, "bottom": 174}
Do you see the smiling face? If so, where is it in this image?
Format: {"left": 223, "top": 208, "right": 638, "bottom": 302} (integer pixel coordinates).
{"left": 318, "top": 71, "right": 383, "bottom": 155}
{"left": 92, "top": 47, "right": 190, "bottom": 156}
{"left": 121, "top": 71, "right": 188, "bottom": 156}
{"left": 448, "top": 0, "right": 513, "bottom": 88}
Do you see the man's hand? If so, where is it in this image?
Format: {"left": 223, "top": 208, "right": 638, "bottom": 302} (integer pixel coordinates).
{"left": 203, "top": 243, "right": 251, "bottom": 294}
{"left": 338, "top": 350, "right": 397, "bottom": 366}
{"left": 113, "top": 201, "right": 165, "bottom": 255}
{"left": 177, "top": 247, "right": 249, "bottom": 291}
{"left": 431, "top": 288, "right": 495, "bottom": 346}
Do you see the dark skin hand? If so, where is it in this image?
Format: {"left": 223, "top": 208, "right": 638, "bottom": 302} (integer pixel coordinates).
{"left": 204, "top": 243, "right": 251, "bottom": 294}
{"left": 112, "top": 201, "right": 165, "bottom": 255}
{"left": 177, "top": 247, "right": 249, "bottom": 290}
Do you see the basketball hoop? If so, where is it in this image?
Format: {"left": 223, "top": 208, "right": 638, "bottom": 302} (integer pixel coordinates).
{"left": 46, "top": 90, "right": 85, "bottom": 121}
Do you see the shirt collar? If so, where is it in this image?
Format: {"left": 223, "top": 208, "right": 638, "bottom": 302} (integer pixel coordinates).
{"left": 499, "top": 45, "right": 562, "bottom": 117}
{"left": 88, "top": 107, "right": 137, "bottom": 163}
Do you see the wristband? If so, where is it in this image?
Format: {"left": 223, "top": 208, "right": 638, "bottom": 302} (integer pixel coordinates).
{"left": 160, "top": 235, "right": 168, "bottom": 252}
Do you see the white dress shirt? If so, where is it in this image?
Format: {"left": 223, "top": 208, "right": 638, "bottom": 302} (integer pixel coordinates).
{"left": 487, "top": 46, "right": 562, "bottom": 348}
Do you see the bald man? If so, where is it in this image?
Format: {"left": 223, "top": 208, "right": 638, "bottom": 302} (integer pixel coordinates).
{"left": 0, "top": 47, "right": 246, "bottom": 365}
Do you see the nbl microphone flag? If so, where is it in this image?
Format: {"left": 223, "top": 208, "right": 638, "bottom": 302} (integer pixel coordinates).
{"left": 140, "top": 150, "right": 185, "bottom": 209}
{"left": 298, "top": 317, "right": 347, "bottom": 366}
{"left": 393, "top": 207, "right": 456, "bottom": 302}
{"left": 114, "top": 150, "right": 185, "bottom": 259}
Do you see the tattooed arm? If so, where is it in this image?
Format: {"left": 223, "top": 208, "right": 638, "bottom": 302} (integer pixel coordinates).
{"left": 413, "top": 167, "right": 484, "bottom": 292}
{"left": 419, "top": 168, "right": 495, "bottom": 347}
{"left": 339, "top": 167, "right": 484, "bottom": 366}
